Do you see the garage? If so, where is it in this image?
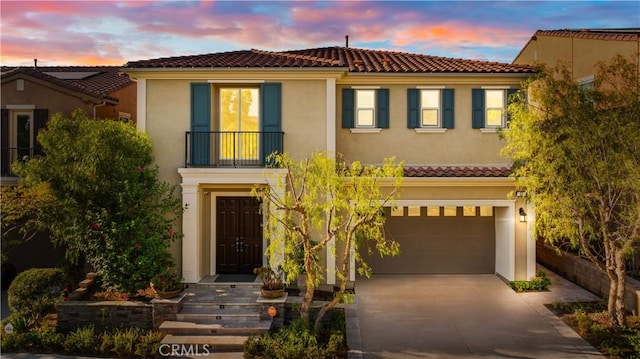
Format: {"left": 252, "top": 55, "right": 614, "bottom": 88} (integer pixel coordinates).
{"left": 363, "top": 206, "right": 496, "bottom": 274}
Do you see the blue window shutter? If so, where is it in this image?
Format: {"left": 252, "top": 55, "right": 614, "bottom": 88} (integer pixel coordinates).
{"left": 377, "top": 89, "right": 389, "bottom": 129}
{"left": 442, "top": 89, "right": 455, "bottom": 129}
{"left": 342, "top": 88, "right": 355, "bottom": 128}
{"left": 506, "top": 89, "right": 518, "bottom": 126}
{"left": 260, "top": 82, "right": 281, "bottom": 164}
{"left": 190, "top": 83, "right": 211, "bottom": 166}
{"left": 407, "top": 89, "right": 420, "bottom": 129}
{"left": 471, "top": 89, "right": 485, "bottom": 129}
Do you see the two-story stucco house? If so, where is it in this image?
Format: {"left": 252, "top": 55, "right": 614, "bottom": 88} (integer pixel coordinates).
{"left": 1, "top": 66, "right": 136, "bottom": 181}
{"left": 123, "top": 46, "right": 536, "bottom": 285}
{"left": 513, "top": 28, "right": 640, "bottom": 83}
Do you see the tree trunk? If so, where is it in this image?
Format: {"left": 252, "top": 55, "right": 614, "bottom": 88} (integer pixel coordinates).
{"left": 313, "top": 233, "right": 352, "bottom": 332}
{"left": 614, "top": 249, "right": 627, "bottom": 327}
{"left": 300, "top": 251, "right": 316, "bottom": 325}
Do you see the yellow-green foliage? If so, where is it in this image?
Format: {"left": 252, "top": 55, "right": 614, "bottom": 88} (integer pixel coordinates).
{"left": 502, "top": 55, "right": 640, "bottom": 327}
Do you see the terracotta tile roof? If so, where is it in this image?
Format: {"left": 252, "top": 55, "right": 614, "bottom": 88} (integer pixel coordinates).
{"left": 404, "top": 166, "right": 512, "bottom": 178}
{"left": 125, "top": 47, "right": 535, "bottom": 74}
{"left": 534, "top": 28, "right": 640, "bottom": 42}
{"left": 1, "top": 66, "right": 133, "bottom": 103}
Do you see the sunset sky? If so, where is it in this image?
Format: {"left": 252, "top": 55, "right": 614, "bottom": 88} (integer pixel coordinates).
{"left": 1, "top": 1, "right": 638, "bottom": 67}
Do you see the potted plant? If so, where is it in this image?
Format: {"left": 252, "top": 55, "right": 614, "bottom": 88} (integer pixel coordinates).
{"left": 254, "top": 266, "right": 285, "bottom": 298}
{"left": 151, "top": 270, "right": 184, "bottom": 299}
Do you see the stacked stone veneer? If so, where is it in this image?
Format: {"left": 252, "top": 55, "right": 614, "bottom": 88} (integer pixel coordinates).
{"left": 56, "top": 291, "right": 188, "bottom": 332}
{"left": 537, "top": 241, "right": 640, "bottom": 314}
{"left": 56, "top": 300, "right": 153, "bottom": 332}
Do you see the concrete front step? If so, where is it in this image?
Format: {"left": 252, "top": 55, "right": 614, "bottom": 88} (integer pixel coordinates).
{"left": 176, "top": 312, "right": 260, "bottom": 324}
{"left": 159, "top": 320, "right": 272, "bottom": 336}
{"left": 181, "top": 302, "right": 261, "bottom": 314}
{"left": 161, "top": 334, "right": 250, "bottom": 353}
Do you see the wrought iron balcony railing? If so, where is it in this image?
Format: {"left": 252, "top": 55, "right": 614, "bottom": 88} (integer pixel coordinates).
{"left": 185, "top": 131, "right": 284, "bottom": 167}
{"left": 1, "top": 147, "right": 43, "bottom": 177}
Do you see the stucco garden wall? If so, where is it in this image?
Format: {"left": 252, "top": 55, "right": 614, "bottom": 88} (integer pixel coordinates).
{"left": 537, "top": 241, "right": 640, "bottom": 314}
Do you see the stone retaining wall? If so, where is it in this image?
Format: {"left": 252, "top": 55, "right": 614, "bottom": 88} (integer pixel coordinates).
{"left": 56, "top": 292, "right": 188, "bottom": 332}
{"left": 56, "top": 300, "right": 153, "bottom": 332}
{"left": 537, "top": 241, "right": 640, "bottom": 314}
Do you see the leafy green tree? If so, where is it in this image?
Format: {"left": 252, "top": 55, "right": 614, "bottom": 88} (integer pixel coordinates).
{"left": 252, "top": 151, "right": 403, "bottom": 331}
{"left": 503, "top": 55, "right": 640, "bottom": 327}
{"left": 1, "top": 182, "right": 61, "bottom": 262}
{"left": 12, "top": 110, "right": 183, "bottom": 294}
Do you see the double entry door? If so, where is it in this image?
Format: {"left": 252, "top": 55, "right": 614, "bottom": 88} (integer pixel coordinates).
{"left": 216, "top": 197, "right": 263, "bottom": 274}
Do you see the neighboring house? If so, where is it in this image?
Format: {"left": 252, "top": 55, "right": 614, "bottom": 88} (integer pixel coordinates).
{"left": 514, "top": 28, "right": 640, "bottom": 271}
{"left": 123, "top": 46, "right": 536, "bottom": 285}
{"left": 513, "top": 28, "right": 640, "bottom": 83}
{"left": 1, "top": 66, "right": 136, "bottom": 181}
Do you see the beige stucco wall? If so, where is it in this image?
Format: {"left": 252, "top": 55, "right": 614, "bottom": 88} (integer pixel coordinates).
{"left": 335, "top": 79, "right": 525, "bottom": 166}
{"left": 144, "top": 78, "right": 329, "bottom": 185}
{"left": 96, "top": 83, "right": 138, "bottom": 123}
{"left": 281, "top": 80, "right": 328, "bottom": 161}
{"left": 514, "top": 35, "right": 640, "bottom": 80}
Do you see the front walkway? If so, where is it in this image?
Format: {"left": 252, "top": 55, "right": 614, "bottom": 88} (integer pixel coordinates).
{"left": 351, "top": 265, "right": 603, "bottom": 359}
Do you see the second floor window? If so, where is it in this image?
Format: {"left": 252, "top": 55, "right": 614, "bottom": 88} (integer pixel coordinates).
{"left": 356, "top": 90, "right": 376, "bottom": 127}
{"left": 485, "top": 90, "right": 505, "bottom": 128}
{"left": 342, "top": 88, "right": 389, "bottom": 130}
{"left": 219, "top": 87, "right": 260, "bottom": 160}
{"left": 472, "top": 88, "right": 517, "bottom": 130}
{"left": 407, "top": 88, "right": 454, "bottom": 130}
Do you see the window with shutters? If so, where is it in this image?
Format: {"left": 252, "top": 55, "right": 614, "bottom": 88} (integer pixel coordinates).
{"left": 341, "top": 87, "right": 389, "bottom": 132}
{"left": 472, "top": 88, "right": 517, "bottom": 131}
{"left": 407, "top": 88, "right": 454, "bottom": 132}
{"left": 189, "top": 82, "right": 281, "bottom": 167}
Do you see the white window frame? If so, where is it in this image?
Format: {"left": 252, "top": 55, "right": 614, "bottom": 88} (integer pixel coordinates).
{"left": 485, "top": 89, "right": 507, "bottom": 128}
{"left": 355, "top": 89, "right": 376, "bottom": 128}
{"left": 420, "top": 89, "right": 441, "bottom": 128}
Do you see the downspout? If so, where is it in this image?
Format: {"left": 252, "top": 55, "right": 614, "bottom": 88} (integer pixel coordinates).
{"left": 93, "top": 100, "right": 107, "bottom": 119}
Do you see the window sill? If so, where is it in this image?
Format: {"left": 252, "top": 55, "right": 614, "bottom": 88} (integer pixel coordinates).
{"left": 350, "top": 128, "right": 383, "bottom": 134}
{"left": 480, "top": 128, "right": 502, "bottom": 134}
{"left": 414, "top": 128, "right": 447, "bottom": 134}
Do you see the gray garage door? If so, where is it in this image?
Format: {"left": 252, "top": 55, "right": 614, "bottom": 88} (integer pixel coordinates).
{"left": 363, "top": 206, "right": 496, "bottom": 274}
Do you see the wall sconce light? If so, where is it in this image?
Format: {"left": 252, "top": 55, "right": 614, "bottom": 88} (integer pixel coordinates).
{"left": 519, "top": 207, "right": 527, "bottom": 222}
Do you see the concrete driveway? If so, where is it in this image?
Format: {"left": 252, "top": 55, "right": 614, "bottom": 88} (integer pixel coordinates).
{"left": 354, "top": 273, "right": 603, "bottom": 359}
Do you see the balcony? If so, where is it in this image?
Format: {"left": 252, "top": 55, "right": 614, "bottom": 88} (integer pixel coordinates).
{"left": 185, "top": 131, "right": 284, "bottom": 167}
{"left": 1, "top": 147, "right": 43, "bottom": 177}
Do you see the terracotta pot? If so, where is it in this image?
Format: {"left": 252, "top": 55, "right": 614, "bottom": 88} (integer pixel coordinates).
{"left": 156, "top": 287, "right": 183, "bottom": 299}
{"left": 260, "top": 287, "right": 285, "bottom": 298}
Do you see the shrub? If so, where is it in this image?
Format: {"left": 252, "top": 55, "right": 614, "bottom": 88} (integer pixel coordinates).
{"left": 575, "top": 309, "right": 594, "bottom": 336}
{"left": 111, "top": 327, "right": 140, "bottom": 357}
{"left": 509, "top": 271, "right": 551, "bottom": 292}
{"left": 34, "top": 324, "right": 64, "bottom": 353}
{"left": 8, "top": 268, "right": 66, "bottom": 322}
{"left": 135, "top": 330, "right": 164, "bottom": 358}
{"left": 244, "top": 318, "right": 343, "bottom": 359}
{"left": 63, "top": 325, "right": 97, "bottom": 355}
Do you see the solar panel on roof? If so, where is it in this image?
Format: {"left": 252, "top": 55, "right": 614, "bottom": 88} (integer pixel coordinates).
{"left": 43, "top": 72, "right": 100, "bottom": 80}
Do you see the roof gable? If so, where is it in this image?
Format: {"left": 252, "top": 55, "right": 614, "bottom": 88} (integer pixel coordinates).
{"left": 125, "top": 46, "right": 535, "bottom": 74}
{"left": 1, "top": 66, "right": 133, "bottom": 102}
{"left": 533, "top": 28, "right": 640, "bottom": 42}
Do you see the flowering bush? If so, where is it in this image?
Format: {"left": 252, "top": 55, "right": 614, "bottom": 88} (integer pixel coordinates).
{"left": 13, "top": 110, "right": 184, "bottom": 295}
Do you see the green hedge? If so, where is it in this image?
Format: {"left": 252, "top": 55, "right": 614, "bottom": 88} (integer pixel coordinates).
{"left": 8, "top": 268, "right": 67, "bottom": 321}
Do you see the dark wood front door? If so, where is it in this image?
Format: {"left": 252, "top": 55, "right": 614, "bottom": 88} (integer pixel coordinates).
{"left": 216, "top": 197, "right": 263, "bottom": 274}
